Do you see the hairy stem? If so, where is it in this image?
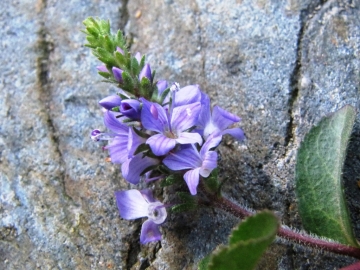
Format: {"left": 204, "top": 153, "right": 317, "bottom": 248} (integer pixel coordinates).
{"left": 204, "top": 189, "right": 360, "bottom": 259}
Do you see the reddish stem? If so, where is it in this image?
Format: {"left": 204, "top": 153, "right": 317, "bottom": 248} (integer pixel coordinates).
{"left": 207, "top": 192, "right": 360, "bottom": 259}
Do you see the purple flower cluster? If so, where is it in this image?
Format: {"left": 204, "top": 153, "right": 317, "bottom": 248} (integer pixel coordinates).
{"left": 92, "top": 56, "right": 244, "bottom": 244}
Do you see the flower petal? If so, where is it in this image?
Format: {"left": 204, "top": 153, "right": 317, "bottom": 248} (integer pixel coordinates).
{"left": 200, "top": 134, "right": 222, "bottom": 157}
{"left": 115, "top": 189, "right": 149, "bottom": 220}
{"left": 121, "top": 154, "right": 159, "bottom": 184}
{"left": 104, "top": 110, "right": 128, "bottom": 135}
{"left": 140, "top": 189, "right": 156, "bottom": 203}
{"left": 146, "top": 134, "right": 176, "bottom": 156}
{"left": 184, "top": 168, "right": 201, "bottom": 195}
{"left": 106, "top": 136, "right": 128, "bottom": 164}
{"left": 163, "top": 147, "right": 201, "bottom": 170}
{"left": 140, "top": 98, "right": 169, "bottom": 133}
{"left": 140, "top": 219, "right": 162, "bottom": 244}
{"left": 212, "top": 106, "right": 240, "bottom": 130}
{"left": 200, "top": 151, "right": 218, "bottom": 178}
{"left": 176, "top": 132, "right": 203, "bottom": 145}
{"left": 127, "top": 128, "right": 147, "bottom": 158}
{"left": 196, "top": 93, "right": 211, "bottom": 129}
{"left": 171, "top": 102, "right": 201, "bottom": 132}
{"left": 174, "top": 85, "right": 201, "bottom": 107}
{"left": 222, "top": 127, "right": 245, "bottom": 141}
{"left": 99, "top": 95, "right": 122, "bottom": 110}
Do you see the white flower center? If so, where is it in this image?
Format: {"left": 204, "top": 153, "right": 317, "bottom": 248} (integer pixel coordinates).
{"left": 148, "top": 202, "right": 167, "bottom": 224}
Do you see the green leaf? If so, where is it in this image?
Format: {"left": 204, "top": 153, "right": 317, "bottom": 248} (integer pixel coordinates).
{"left": 203, "top": 168, "right": 220, "bottom": 194}
{"left": 295, "top": 105, "right": 358, "bottom": 247}
{"left": 160, "top": 174, "right": 183, "bottom": 187}
{"left": 207, "top": 211, "right": 278, "bottom": 270}
{"left": 198, "top": 255, "right": 211, "bottom": 270}
{"left": 171, "top": 203, "right": 197, "bottom": 213}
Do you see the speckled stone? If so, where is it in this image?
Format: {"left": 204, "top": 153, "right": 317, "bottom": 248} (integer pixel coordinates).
{"left": 1, "top": 0, "right": 359, "bottom": 269}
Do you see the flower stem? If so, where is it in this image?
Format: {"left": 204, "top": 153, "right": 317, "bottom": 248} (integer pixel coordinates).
{"left": 203, "top": 189, "right": 360, "bottom": 259}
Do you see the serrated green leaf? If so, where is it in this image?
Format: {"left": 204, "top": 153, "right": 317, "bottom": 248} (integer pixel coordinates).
{"left": 208, "top": 211, "right": 278, "bottom": 270}
{"left": 295, "top": 105, "right": 357, "bottom": 247}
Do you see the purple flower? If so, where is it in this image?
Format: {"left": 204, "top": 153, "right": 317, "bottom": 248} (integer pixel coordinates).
{"left": 103, "top": 110, "right": 129, "bottom": 164}
{"left": 140, "top": 98, "right": 203, "bottom": 156}
{"left": 198, "top": 93, "right": 245, "bottom": 140}
{"left": 163, "top": 134, "right": 222, "bottom": 195}
{"left": 120, "top": 99, "right": 141, "bottom": 121}
{"left": 115, "top": 189, "right": 167, "bottom": 244}
{"left": 116, "top": 46, "right": 124, "bottom": 54}
{"left": 99, "top": 95, "right": 122, "bottom": 110}
{"left": 173, "top": 84, "right": 202, "bottom": 107}
{"left": 127, "top": 127, "right": 147, "bottom": 158}
{"left": 139, "top": 64, "right": 152, "bottom": 82}
{"left": 135, "top": 52, "right": 142, "bottom": 63}
{"left": 112, "top": 67, "right": 123, "bottom": 83}
{"left": 97, "top": 65, "right": 108, "bottom": 73}
{"left": 121, "top": 153, "right": 160, "bottom": 184}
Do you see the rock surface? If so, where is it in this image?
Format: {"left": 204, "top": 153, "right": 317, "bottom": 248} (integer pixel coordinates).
{"left": 1, "top": 0, "right": 359, "bottom": 269}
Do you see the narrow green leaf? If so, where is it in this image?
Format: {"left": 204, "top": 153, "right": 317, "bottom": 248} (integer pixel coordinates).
{"left": 295, "top": 105, "right": 357, "bottom": 247}
{"left": 208, "top": 211, "right": 278, "bottom": 270}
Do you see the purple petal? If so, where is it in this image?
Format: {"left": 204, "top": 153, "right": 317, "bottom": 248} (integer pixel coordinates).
{"left": 200, "top": 151, "right": 218, "bottom": 178}
{"left": 163, "top": 148, "right": 201, "bottom": 170}
{"left": 140, "top": 189, "right": 156, "bottom": 203}
{"left": 174, "top": 85, "right": 202, "bottom": 107}
{"left": 184, "top": 168, "right": 201, "bottom": 195}
{"left": 176, "top": 132, "right": 203, "bottom": 145}
{"left": 112, "top": 67, "right": 123, "bottom": 82}
{"left": 97, "top": 65, "right": 108, "bottom": 73}
{"left": 212, "top": 106, "right": 240, "bottom": 130}
{"left": 106, "top": 136, "right": 129, "bottom": 164}
{"left": 171, "top": 102, "right": 201, "bottom": 132}
{"left": 127, "top": 128, "right": 147, "bottom": 158}
{"left": 120, "top": 99, "right": 141, "bottom": 120}
{"left": 140, "top": 98, "right": 169, "bottom": 133}
{"left": 116, "top": 47, "right": 124, "bottom": 54}
{"left": 146, "top": 134, "right": 176, "bottom": 156}
{"left": 140, "top": 220, "right": 162, "bottom": 244}
{"left": 157, "top": 80, "right": 168, "bottom": 94}
{"left": 222, "top": 127, "right": 245, "bottom": 141}
{"left": 99, "top": 95, "right": 122, "bottom": 110}
{"left": 121, "top": 154, "right": 159, "bottom": 184}
{"left": 139, "top": 64, "right": 152, "bottom": 82}
{"left": 135, "top": 52, "right": 141, "bottom": 63}
{"left": 197, "top": 93, "right": 211, "bottom": 129}
{"left": 115, "top": 189, "right": 149, "bottom": 220}
{"left": 200, "top": 134, "right": 222, "bottom": 157}
{"left": 103, "top": 111, "right": 129, "bottom": 135}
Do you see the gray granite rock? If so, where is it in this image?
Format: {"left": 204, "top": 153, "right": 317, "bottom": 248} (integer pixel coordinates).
{"left": 1, "top": 0, "right": 359, "bottom": 269}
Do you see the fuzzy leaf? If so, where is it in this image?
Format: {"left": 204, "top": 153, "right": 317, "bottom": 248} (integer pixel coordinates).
{"left": 160, "top": 174, "right": 183, "bottom": 187}
{"left": 207, "top": 211, "right": 278, "bottom": 270}
{"left": 295, "top": 105, "right": 358, "bottom": 247}
{"left": 203, "top": 168, "right": 220, "bottom": 194}
{"left": 171, "top": 203, "right": 197, "bottom": 213}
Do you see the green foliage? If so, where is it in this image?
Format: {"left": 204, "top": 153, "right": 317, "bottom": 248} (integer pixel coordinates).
{"left": 82, "top": 17, "right": 157, "bottom": 99}
{"left": 160, "top": 174, "right": 183, "bottom": 187}
{"left": 295, "top": 105, "right": 358, "bottom": 247}
{"left": 200, "top": 211, "right": 279, "bottom": 270}
{"left": 203, "top": 168, "right": 220, "bottom": 194}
